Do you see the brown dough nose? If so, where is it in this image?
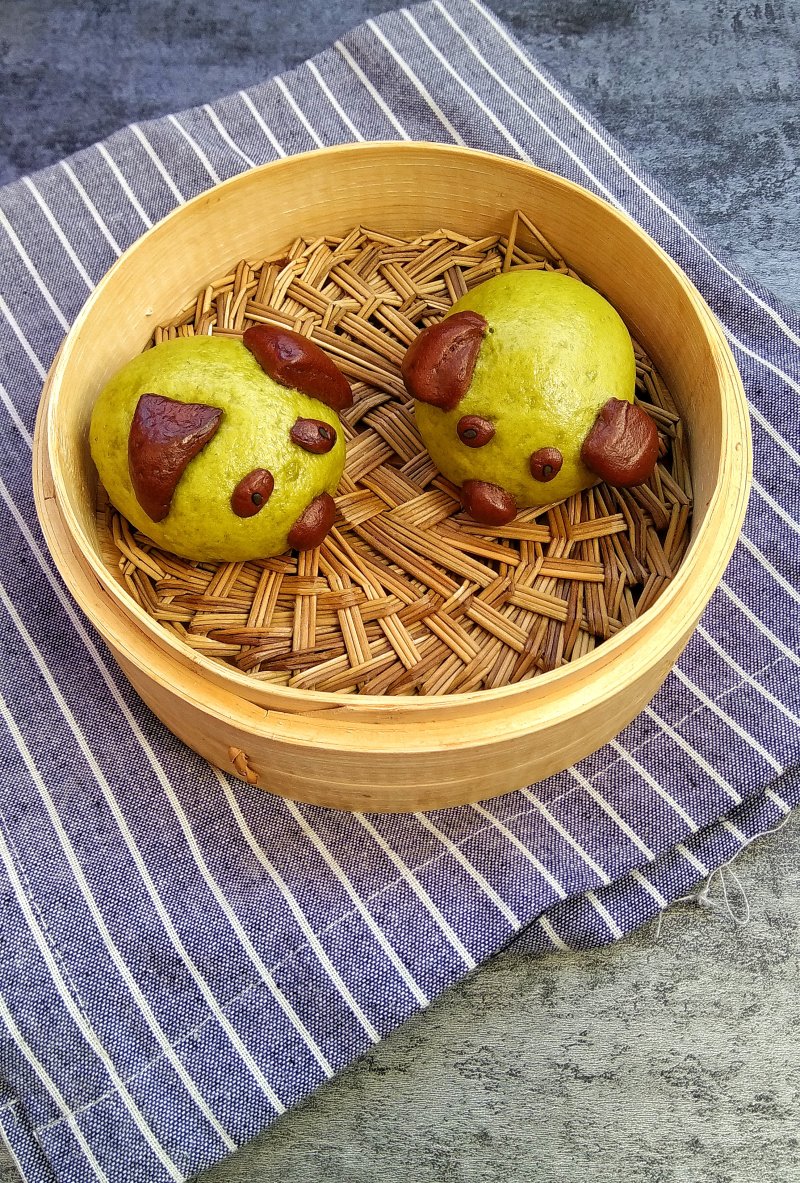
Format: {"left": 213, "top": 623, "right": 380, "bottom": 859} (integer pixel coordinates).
{"left": 460, "top": 479, "right": 517, "bottom": 526}
{"left": 287, "top": 492, "right": 337, "bottom": 550}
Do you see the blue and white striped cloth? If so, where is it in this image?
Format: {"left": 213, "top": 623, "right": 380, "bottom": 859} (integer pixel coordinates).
{"left": 1, "top": 3, "right": 798, "bottom": 1181}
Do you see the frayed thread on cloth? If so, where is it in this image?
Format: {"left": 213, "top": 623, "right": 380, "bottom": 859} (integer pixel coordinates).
{"left": 654, "top": 810, "right": 795, "bottom": 937}
{"left": 665, "top": 865, "right": 750, "bottom": 929}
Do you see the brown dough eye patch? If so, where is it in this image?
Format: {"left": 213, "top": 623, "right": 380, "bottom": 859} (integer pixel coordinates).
{"left": 128, "top": 393, "right": 222, "bottom": 522}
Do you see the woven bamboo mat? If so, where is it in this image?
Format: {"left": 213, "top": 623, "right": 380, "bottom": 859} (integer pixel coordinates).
{"left": 99, "top": 211, "right": 692, "bottom": 697}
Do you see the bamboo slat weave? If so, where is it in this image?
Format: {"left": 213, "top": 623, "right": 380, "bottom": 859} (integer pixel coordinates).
{"left": 100, "top": 214, "right": 692, "bottom": 696}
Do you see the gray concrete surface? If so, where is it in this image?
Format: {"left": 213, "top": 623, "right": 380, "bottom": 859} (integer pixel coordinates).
{"left": 196, "top": 812, "right": 800, "bottom": 1183}
{"left": 1, "top": 1, "right": 798, "bottom": 1180}
{"left": 1, "top": 0, "right": 798, "bottom": 304}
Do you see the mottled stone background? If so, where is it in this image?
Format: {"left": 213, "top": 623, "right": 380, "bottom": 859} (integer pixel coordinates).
{"left": 0, "top": 1, "right": 798, "bottom": 1180}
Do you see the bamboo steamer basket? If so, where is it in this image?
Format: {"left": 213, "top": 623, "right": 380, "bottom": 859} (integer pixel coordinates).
{"left": 34, "top": 142, "right": 751, "bottom": 811}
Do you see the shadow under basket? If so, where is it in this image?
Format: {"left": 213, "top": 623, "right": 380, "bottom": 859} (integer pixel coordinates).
{"left": 34, "top": 143, "right": 751, "bottom": 812}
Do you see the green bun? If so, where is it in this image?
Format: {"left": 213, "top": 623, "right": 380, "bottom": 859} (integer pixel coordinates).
{"left": 414, "top": 270, "right": 636, "bottom": 506}
{"left": 89, "top": 335, "right": 346, "bottom": 561}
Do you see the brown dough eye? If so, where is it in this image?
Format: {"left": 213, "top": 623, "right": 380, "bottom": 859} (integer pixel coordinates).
{"left": 231, "top": 469, "right": 275, "bottom": 517}
{"left": 290, "top": 417, "right": 337, "bottom": 454}
{"left": 457, "top": 415, "right": 495, "bottom": 448}
{"left": 529, "top": 446, "right": 563, "bottom": 482}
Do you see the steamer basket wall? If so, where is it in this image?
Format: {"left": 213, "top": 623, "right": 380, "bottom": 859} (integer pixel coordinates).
{"left": 34, "top": 143, "right": 751, "bottom": 811}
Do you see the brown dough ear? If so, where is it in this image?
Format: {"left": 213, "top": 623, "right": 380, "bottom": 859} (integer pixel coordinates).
{"left": 581, "top": 398, "right": 659, "bottom": 488}
{"left": 243, "top": 324, "right": 352, "bottom": 411}
{"left": 128, "top": 393, "right": 222, "bottom": 522}
{"left": 401, "top": 311, "right": 488, "bottom": 411}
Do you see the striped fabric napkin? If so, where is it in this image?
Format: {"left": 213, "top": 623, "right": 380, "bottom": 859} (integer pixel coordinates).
{"left": 1, "top": 2, "right": 798, "bottom": 1180}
